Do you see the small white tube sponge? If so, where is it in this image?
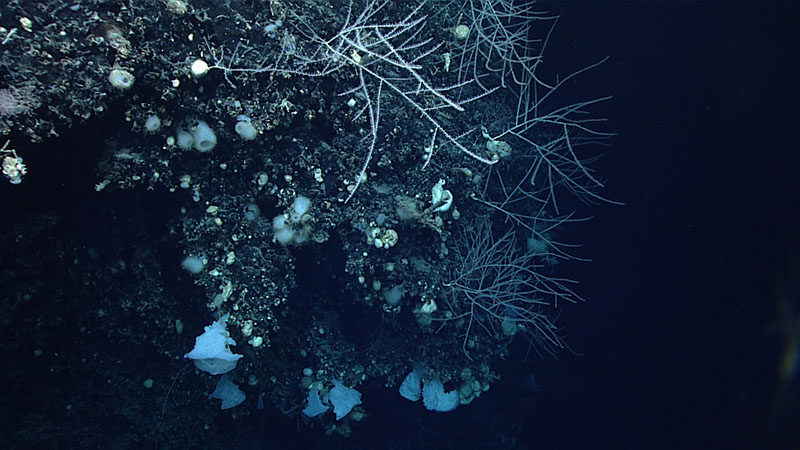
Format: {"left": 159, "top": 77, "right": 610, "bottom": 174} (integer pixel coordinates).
{"left": 184, "top": 314, "right": 243, "bottom": 375}
{"left": 108, "top": 68, "right": 135, "bottom": 90}
{"left": 192, "top": 121, "right": 217, "bottom": 152}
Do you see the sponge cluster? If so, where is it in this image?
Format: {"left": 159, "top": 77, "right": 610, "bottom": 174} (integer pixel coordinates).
{"left": 273, "top": 196, "right": 312, "bottom": 245}
{"left": 302, "top": 380, "right": 362, "bottom": 420}
{"left": 399, "top": 369, "right": 460, "bottom": 412}
{"left": 176, "top": 120, "right": 217, "bottom": 152}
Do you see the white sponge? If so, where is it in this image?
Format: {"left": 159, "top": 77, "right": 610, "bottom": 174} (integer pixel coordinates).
{"left": 184, "top": 314, "right": 243, "bottom": 375}
{"left": 399, "top": 369, "right": 422, "bottom": 401}
{"left": 289, "top": 196, "right": 311, "bottom": 223}
{"left": 273, "top": 215, "right": 295, "bottom": 245}
{"left": 210, "top": 374, "right": 246, "bottom": 410}
{"left": 328, "top": 380, "right": 361, "bottom": 420}
{"left": 422, "top": 378, "right": 459, "bottom": 412}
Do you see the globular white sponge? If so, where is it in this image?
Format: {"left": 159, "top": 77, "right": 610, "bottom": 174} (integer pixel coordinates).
{"left": 184, "top": 314, "right": 243, "bottom": 375}
{"left": 235, "top": 120, "right": 259, "bottom": 140}
{"left": 181, "top": 255, "right": 205, "bottom": 274}
{"left": 190, "top": 59, "right": 210, "bottom": 77}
